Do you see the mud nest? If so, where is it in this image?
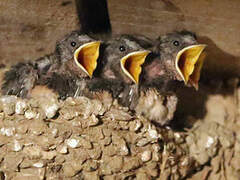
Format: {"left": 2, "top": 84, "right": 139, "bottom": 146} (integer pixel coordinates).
{"left": 0, "top": 83, "right": 239, "bottom": 180}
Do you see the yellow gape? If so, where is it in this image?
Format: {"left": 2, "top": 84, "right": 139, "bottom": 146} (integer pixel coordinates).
{"left": 188, "top": 52, "right": 206, "bottom": 90}
{"left": 175, "top": 44, "right": 206, "bottom": 90}
{"left": 74, "top": 41, "right": 101, "bottom": 78}
{"left": 120, "top": 51, "right": 150, "bottom": 84}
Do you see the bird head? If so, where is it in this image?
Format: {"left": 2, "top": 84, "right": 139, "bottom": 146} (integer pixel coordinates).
{"left": 146, "top": 31, "right": 206, "bottom": 90}
{"left": 100, "top": 35, "right": 150, "bottom": 84}
{"left": 55, "top": 31, "right": 101, "bottom": 78}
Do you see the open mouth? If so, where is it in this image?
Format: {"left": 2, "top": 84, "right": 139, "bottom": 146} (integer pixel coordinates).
{"left": 74, "top": 41, "right": 101, "bottom": 78}
{"left": 120, "top": 50, "right": 150, "bottom": 84}
{"left": 175, "top": 44, "right": 206, "bottom": 90}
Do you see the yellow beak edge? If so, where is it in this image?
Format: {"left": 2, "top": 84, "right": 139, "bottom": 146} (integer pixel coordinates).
{"left": 175, "top": 44, "right": 207, "bottom": 90}
{"left": 120, "top": 50, "right": 150, "bottom": 84}
{"left": 74, "top": 41, "right": 101, "bottom": 78}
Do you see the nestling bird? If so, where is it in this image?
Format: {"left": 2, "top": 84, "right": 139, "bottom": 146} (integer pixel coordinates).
{"left": 142, "top": 31, "right": 206, "bottom": 90}
{"left": 86, "top": 35, "right": 150, "bottom": 100}
{"left": 1, "top": 31, "right": 101, "bottom": 98}
{"left": 118, "top": 31, "right": 206, "bottom": 125}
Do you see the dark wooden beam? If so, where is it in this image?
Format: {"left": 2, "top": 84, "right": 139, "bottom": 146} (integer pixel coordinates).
{"left": 75, "top": 0, "right": 111, "bottom": 34}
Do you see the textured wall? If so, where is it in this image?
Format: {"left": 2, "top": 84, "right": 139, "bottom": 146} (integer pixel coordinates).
{"left": 0, "top": 0, "right": 240, "bottom": 78}
{"left": 0, "top": 0, "right": 78, "bottom": 66}
{"left": 108, "top": 0, "right": 240, "bottom": 78}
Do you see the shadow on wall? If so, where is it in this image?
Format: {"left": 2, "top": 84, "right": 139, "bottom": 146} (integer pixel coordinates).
{"left": 199, "top": 36, "right": 240, "bottom": 81}
{"left": 171, "top": 80, "right": 237, "bottom": 130}
{"left": 171, "top": 36, "right": 239, "bottom": 130}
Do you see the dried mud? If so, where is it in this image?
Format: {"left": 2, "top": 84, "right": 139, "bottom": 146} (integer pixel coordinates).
{"left": 0, "top": 79, "right": 239, "bottom": 180}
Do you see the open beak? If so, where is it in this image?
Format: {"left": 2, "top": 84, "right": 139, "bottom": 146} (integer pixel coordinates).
{"left": 120, "top": 50, "right": 150, "bottom": 84}
{"left": 175, "top": 44, "right": 206, "bottom": 90}
{"left": 74, "top": 41, "right": 101, "bottom": 78}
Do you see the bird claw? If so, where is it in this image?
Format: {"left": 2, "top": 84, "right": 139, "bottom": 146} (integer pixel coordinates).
{"left": 74, "top": 79, "right": 87, "bottom": 98}
{"left": 118, "top": 84, "right": 139, "bottom": 110}
{"left": 74, "top": 86, "right": 81, "bottom": 98}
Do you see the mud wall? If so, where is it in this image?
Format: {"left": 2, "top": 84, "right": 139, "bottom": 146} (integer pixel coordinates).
{"left": 0, "top": 0, "right": 78, "bottom": 66}
{"left": 0, "top": 0, "right": 240, "bottom": 78}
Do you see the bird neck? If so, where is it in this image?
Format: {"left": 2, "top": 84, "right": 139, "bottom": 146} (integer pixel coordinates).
{"left": 142, "top": 59, "right": 167, "bottom": 83}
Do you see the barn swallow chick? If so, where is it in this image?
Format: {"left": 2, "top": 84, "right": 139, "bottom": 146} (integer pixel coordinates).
{"left": 1, "top": 31, "right": 101, "bottom": 98}
{"left": 87, "top": 35, "right": 150, "bottom": 101}
{"left": 144, "top": 31, "right": 206, "bottom": 90}
{"left": 122, "top": 31, "right": 207, "bottom": 125}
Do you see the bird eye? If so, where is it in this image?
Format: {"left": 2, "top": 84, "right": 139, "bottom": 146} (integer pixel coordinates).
{"left": 119, "top": 45, "right": 126, "bottom": 52}
{"left": 71, "top": 41, "right": 76, "bottom": 47}
{"left": 173, "top": 41, "right": 179, "bottom": 46}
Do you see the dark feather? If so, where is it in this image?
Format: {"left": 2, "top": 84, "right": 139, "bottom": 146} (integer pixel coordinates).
{"left": 1, "top": 62, "right": 38, "bottom": 97}
{"left": 45, "top": 73, "right": 78, "bottom": 100}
